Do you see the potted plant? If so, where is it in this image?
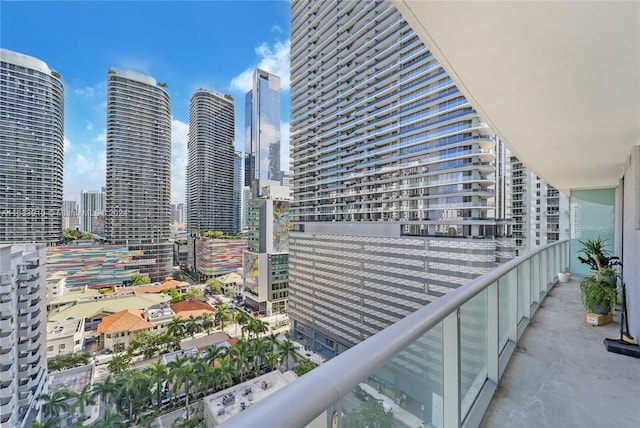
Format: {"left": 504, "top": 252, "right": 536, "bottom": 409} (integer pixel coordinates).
{"left": 580, "top": 272, "right": 617, "bottom": 316}
{"left": 577, "top": 237, "right": 621, "bottom": 272}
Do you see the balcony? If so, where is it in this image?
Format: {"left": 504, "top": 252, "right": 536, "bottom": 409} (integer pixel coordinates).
{"left": 222, "top": 240, "right": 640, "bottom": 427}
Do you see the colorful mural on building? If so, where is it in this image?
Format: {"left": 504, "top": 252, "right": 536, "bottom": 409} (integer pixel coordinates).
{"left": 46, "top": 245, "right": 151, "bottom": 288}
{"left": 244, "top": 251, "right": 259, "bottom": 292}
{"left": 195, "top": 238, "right": 248, "bottom": 277}
{"left": 272, "top": 200, "right": 291, "bottom": 253}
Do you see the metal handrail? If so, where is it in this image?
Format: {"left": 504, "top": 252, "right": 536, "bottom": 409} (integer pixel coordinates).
{"left": 221, "top": 240, "right": 568, "bottom": 428}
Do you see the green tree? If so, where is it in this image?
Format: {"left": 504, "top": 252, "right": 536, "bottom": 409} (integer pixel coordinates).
{"left": 214, "top": 358, "right": 236, "bottom": 391}
{"left": 143, "top": 361, "right": 168, "bottom": 408}
{"left": 90, "top": 407, "right": 126, "bottom": 428}
{"left": 202, "top": 345, "right": 227, "bottom": 367}
{"left": 161, "top": 288, "right": 185, "bottom": 304}
{"left": 265, "top": 333, "right": 280, "bottom": 353}
{"left": 185, "top": 314, "right": 201, "bottom": 338}
{"left": 249, "top": 338, "right": 269, "bottom": 377}
{"left": 171, "top": 360, "right": 198, "bottom": 420}
{"left": 114, "top": 371, "right": 148, "bottom": 422}
{"left": 292, "top": 358, "right": 318, "bottom": 377}
{"left": 342, "top": 398, "right": 393, "bottom": 428}
{"left": 92, "top": 375, "right": 117, "bottom": 410}
{"left": 38, "top": 390, "right": 70, "bottom": 419}
{"left": 32, "top": 418, "right": 58, "bottom": 428}
{"left": 200, "top": 312, "right": 214, "bottom": 334}
{"left": 232, "top": 310, "right": 251, "bottom": 339}
{"left": 130, "top": 274, "right": 150, "bottom": 286}
{"left": 248, "top": 318, "right": 268, "bottom": 339}
{"left": 167, "top": 317, "right": 187, "bottom": 343}
{"left": 206, "top": 278, "right": 222, "bottom": 295}
{"left": 214, "top": 304, "right": 231, "bottom": 329}
{"left": 229, "top": 340, "right": 250, "bottom": 383}
{"left": 68, "top": 383, "right": 95, "bottom": 421}
{"left": 278, "top": 339, "right": 298, "bottom": 371}
{"left": 108, "top": 353, "right": 132, "bottom": 375}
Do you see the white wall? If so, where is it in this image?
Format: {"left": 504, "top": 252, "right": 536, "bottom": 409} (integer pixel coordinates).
{"left": 622, "top": 145, "right": 640, "bottom": 341}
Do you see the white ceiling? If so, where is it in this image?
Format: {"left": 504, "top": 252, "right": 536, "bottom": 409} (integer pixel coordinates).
{"left": 393, "top": 1, "right": 640, "bottom": 194}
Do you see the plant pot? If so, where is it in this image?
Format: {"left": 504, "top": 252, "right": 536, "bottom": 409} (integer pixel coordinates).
{"left": 591, "top": 301, "right": 610, "bottom": 316}
{"left": 558, "top": 272, "right": 570, "bottom": 283}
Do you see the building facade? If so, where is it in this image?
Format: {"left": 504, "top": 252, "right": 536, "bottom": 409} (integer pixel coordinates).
{"left": 288, "top": 0, "right": 513, "bottom": 358}
{"left": 244, "top": 69, "right": 281, "bottom": 188}
{"left": 511, "top": 157, "right": 570, "bottom": 255}
{"left": 187, "top": 237, "right": 248, "bottom": 281}
{"left": 186, "top": 89, "right": 235, "bottom": 235}
{"left": 0, "top": 244, "right": 48, "bottom": 426}
{"left": 243, "top": 184, "right": 292, "bottom": 315}
{"left": 62, "top": 201, "right": 79, "bottom": 230}
{"left": 0, "top": 49, "right": 64, "bottom": 245}
{"left": 234, "top": 152, "right": 243, "bottom": 235}
{"left": 80, "top": 188, "right": 106, "bottom": 235}
{"left": 104, "top": 69, "right": 172, "bottom": 281}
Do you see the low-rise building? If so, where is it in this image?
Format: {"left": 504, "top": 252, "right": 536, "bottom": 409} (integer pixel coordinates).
{"left": 97, "top": 309, "right": 155, "bottom": 353}
{"left": 46, "top": 270, "right": 67, "bottom": 303}
{"left": 171, "top": 296, "right": 215, "bottom": 320}
{"left": 203, "top": 370, "right": 298, "bottom": 426}
{"left": 46, "top": 318, "right": 85, "bottom": 358}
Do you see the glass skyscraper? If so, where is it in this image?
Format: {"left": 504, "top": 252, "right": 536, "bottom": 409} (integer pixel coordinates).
{"left": 0, "top": 49, "right": 64, "bottom": 245}
{"left": 105, "top": 69, "right": 172, "bottom": 281}
{"left": 186, "top": 89, "right": 235, "bottom": 235}
{"left": 80, "top": 188, "right": 106, "bottom": 235}
{"left": 244, "top": 68, "right": 281, "bottom": 189}
{"left": 288, "top": 0, "right": 513, "bottom": 358}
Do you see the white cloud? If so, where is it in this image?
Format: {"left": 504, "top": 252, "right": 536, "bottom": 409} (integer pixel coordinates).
{"left": 86, "top": 121, "right": 94, "bottom": 132}
{"left": 73, "top": 82, "right": 105, "bottom": 99}
{"left": 171, "top": 119, "right": 189, "bottom": 205}
{"left": 271, "top": 24, "right": 283, "bottom": 34}
{"left": 64, "top": 150, "right": 106, "bottom": 201}
{"left": 63, "top": 136, "right": 71, "bottom": 153}
{"left": 94, "top": 129, "right": 106, "bottom": 143}
{"left": 280, "top": 122, "right": 290, "bottom": 171}
{"left": 230, "top": 39, "right": 290, "bottom": 92}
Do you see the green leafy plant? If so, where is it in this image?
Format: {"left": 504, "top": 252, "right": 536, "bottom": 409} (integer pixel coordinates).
{"left": 577, "top": 237, "right": 621, "bottom": 272}
{"left": 580, "top": 273, "right": 617, "bottom": 315}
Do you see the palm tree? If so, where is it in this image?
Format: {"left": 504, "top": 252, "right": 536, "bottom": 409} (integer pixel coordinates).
{"left": 202, "top": 345, "right": 226, "bottom": 367}
{"left": 68, "top": 383, "right": 95, "bottom": 421}
{"left": 38, "top": 390, "right": 70, "bottom": 419}
{"left": 265, "top": 333, "right": 280, "bottom": 353}
{"left": 278, "top": 339, "right": 298, "bottom": 371}
{"left": 171, "top": 360, "right": 198, "bottom": 420}
{"left": 91, "top": 407, "right": 125, "bottom": 428}
{"left": 214, "top": 358, "right": 236, "bottom": 391}
{"left": 249, "top": 338, "right": 269, "bottom": 377}
{"left": 185, "top": 314, "right": 201, "bottom": 338}
{"left": 248, "top": 318, "right": 268, "bottom": 339}
{"left": 166, "top": 317, "right": 186, "bottom": 342}
{"left": 215, "top": 304, "right": 231, "bottom": 329}
{"left": 232, "top": 310, "right": 250, "bottom": 339}
{"left": 107, "top": 353, "right": 132, "bottom": 375}
{"left": 32, "top": 419, "right": 58, "bottom": 428}
{"left": 229, "top": 340, "right": 251, "bottom": 382}
{"left": 143, "top": 361, "right": 168, "bottom": 408}
{"left": 114, "top": 370, "right": 148, "bottom": 422}
{"left": 92, "top": 375, "right": 117, "bottom": 410}
{"left": 265, "top": 351, "right": 279, "bottom": 372}
{"left": 200, "top": 312, "right": 214, "bottom": 334}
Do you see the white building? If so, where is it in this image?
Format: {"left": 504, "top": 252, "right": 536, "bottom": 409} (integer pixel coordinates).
{"left": 80, "top": 188, "right": 105, "bottom": 235}
{"left": 46, "top": 318, "right": 85, "bottom": 358}
{"left": 46, "top": 270, "right": 67, "bottom": 303}
{"left": 0, "top": 244, "right": 48, "bottom": 427}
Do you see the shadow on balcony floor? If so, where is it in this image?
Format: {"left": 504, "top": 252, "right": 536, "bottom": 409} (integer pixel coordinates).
{"left": 481, "top": 277, "right": 640, "bottom": 428}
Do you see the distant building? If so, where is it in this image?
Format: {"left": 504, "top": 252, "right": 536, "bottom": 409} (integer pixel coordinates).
{"left": 186, "top": 89, "right": 235, "bottom": 235}
{"left": 97, "top": 309, "right": 156, "bottom": 353}
{"left": 187, "top": 237, "right": 247, "bottom": 281}
{"left": 46, "top": 318, "right": 85, "bottom": 358}
{"left": 0, "top": 49, "right": 64, "bottom": 244}
{"left": 105, "top": 68, "right": 172, "bottom": 281}
{"left": 171, "top": 296, "right": 215, "bottom": 320}
{"left": 62, "top": 200, "right": 80, "bottom": 230}
{"left": 0, "top": 244, "right": 48, "bottom": 426}
{"left": 80, "top": 188, "right": 106, "bottom": 236}
{"left": 46, "top": 270, "right": 67, "bottom": 303}
{"left": 244, "top": 69, "right": 281, "bottom": 190}
{"left": 234, "top": 152, "right": 243, "bottom": 234}
{"left": 243, "top": 183, "right": 292, "bottom": 316}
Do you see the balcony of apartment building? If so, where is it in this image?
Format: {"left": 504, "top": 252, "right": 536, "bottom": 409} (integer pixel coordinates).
{"left": 223, "top": 3, "right": 639, "bottom": 427}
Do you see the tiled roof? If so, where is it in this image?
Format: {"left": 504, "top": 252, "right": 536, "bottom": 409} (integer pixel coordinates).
{"left": 48, "top": 293, "right": 170, "bottom": 322}
{"left": 97, "top": 309, "right": 153, "bottom": 333}
{"left": 171, "top": 298, "right": 215, "bottom": 315}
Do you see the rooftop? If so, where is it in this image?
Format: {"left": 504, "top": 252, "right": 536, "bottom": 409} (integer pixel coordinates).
{"left": 48, "top": 292, "right": 169, "bottom": 322}
{"left": 97, "top": 309, "right": 154, "bottom": 334}
{"left": 46, "top": 318, "right": 84, "bottom": 338}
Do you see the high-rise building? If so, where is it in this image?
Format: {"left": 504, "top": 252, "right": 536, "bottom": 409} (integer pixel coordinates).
{"left": 62, "top": 200, "right": 79, "bottom": 230}
{"left": 80, "top": 188, "right": 106, "bottom": 235}
{"left": 0, "top": 244, "right": 48, "bottom": 426}
{"left": 186, "top": 89, "right": 235, "bottom": 235}
{"left": 234, "top": 152, "right": 242, "bottom": 235}
{"left": 244, "top": 69, "right": 281, "bottom": 189}
{"left": 0, "top": 49, "right": 64, "bottom": 245}
{"left": 243, "top": 183, "right": 292, "bottom": 315}
{"left": 511, "top": 158, "right": 570, "bottom": 255}
{"left": 105, "top": 69, "right": 172, "bottom": 281}
{"left": 288, "top": 0, "right": 512, "bottom": 358}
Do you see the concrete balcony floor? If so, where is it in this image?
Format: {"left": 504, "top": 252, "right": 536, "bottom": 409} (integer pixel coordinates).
{"left": 481, "top": 277, "right": 640, "bottom": 428}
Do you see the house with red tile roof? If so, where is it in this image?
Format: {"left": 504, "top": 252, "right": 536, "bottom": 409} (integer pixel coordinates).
{"left": 171, "top": 297, "right": 215, "bottom": 320}
{"left": 97, "top": 309, "right": 154, "bottom": 352}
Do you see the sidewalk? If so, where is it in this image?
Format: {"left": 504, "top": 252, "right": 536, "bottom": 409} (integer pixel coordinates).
{"left": 360, "top": 383, "right": 424, "bottom": 428}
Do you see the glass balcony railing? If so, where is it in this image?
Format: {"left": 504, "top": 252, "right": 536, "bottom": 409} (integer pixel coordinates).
{"left": 221, "top": 240, "right": 569, "bottom": 428}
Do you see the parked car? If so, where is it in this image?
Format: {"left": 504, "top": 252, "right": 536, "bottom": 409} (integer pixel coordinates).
{"left": 353, "top": 385, "right": 368, "bottom": 401}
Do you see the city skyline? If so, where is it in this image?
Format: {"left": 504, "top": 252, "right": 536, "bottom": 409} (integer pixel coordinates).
{"left": 1, "top": 1, "right": 291, "bottom": 205}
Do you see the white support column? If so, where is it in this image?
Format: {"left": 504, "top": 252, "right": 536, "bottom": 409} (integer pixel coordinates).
{"left": 521, "top": 262, "right": 531, "bottom": 321}
{"left": 443, "top": 310, "right": 460, "bottom": 428}
{"left": 508, "top": 270, "right": 518, "bottom": 342}
{"left": 487, "top": 281, "right": 499, "bottom": 384}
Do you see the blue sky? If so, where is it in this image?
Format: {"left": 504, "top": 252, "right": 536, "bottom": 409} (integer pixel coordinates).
{"left": 1, "top": 1, "right": 291, "bottom": 204}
